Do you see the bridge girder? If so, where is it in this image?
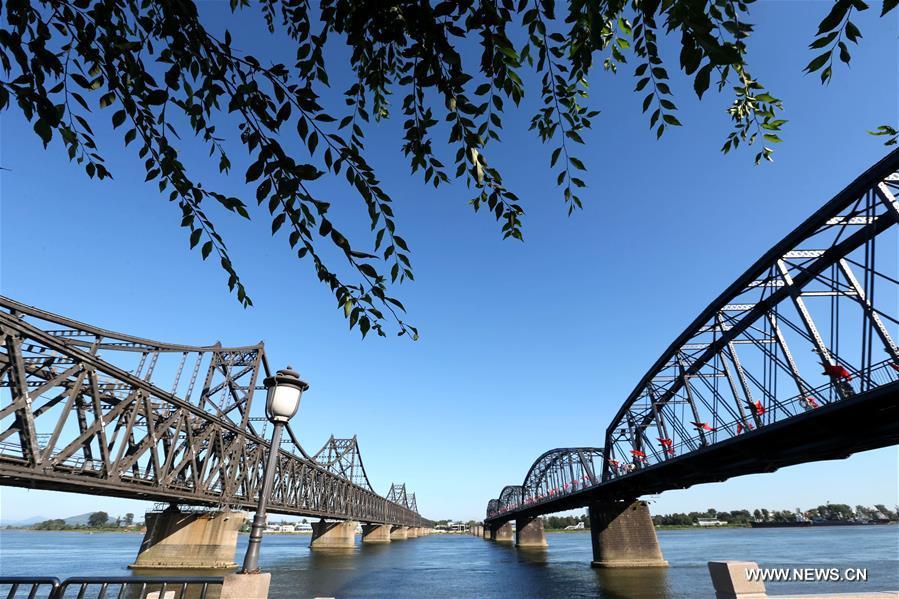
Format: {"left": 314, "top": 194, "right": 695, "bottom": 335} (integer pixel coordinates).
{"left": 486, "top": 149, "right": 899, "bottom": 523}
{"left": 0, "top": 297, "right": 432, "bottom": 527}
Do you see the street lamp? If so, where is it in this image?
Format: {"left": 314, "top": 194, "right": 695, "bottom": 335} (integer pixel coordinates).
{"left": 241, "top": 366, "right": 308, "bottom": 573}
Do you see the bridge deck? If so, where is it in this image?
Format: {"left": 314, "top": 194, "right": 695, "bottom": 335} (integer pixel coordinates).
{"left": 487, "top": 358, "right": 899, "bottom": 525}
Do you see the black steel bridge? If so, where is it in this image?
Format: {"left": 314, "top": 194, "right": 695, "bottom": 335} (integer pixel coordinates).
{"left": 0, "top": 297, "right": 432, "bottom": 528}
{"left": 486, "top": 149, "right": 899, "bottom": 528}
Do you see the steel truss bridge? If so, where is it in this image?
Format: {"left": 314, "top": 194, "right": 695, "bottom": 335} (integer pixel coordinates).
{"left": 487, "top": 150, "right": 899, "bottom": 524}
{"left": 0, "top": 297, "right": 431, "bottom": 528}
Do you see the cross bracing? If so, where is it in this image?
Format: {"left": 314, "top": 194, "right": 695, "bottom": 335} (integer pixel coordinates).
{"left": 0, "top": 297, "right": 431, "bottom": 527}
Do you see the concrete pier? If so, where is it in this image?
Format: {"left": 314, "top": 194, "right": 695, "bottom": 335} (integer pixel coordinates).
{"left": 130, "top": 507, "right": 245, "bottom": 569}
{"left": 390, "top": 525, "right": 409, "bottom": 540}
{"left": 490, "top": 521, "right": 513, "bottom": 543}
{"left": 310, "top": 519, "right": 357, "bottom": 548}
{"left": 515, "top": 516, "right": 548, "bottom": 548}
{"left": 407, "top": 527, "right": 419, "bottom": 539}
{"left": 588, "top": 500, "right": 668, "bottom": 568}
{"left": 221, "top": 573, "right": 271, "bottom": 599}
{"left": 482, "top": 525, "right": 490, "bottom": 540}
{"left": 361, "top": 523, "right": 392, "bottom": 544}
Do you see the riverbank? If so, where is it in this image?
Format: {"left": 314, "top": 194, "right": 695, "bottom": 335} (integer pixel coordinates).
{"left": 543, "top": 525, "right": 752, "bottom": 532}
{"left": 543, "top": 528, "right": 589, "bottom": 533}
{"left": 656, "top": 524, "right": 749, "bottom": 530}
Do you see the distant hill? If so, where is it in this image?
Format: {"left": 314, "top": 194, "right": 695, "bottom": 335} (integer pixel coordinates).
{"left": 0, "top": 515, "right": 48, "bottom": 527}
{"left": 63, "top": 512, "right": 95, "bottom": 526}
{"left": 3, "top": 511, "right": 128, "bottom": 528}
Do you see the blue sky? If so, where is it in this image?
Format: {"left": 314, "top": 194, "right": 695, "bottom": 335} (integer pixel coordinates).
{"left": 0, "top": 3, "right": 897, "bottom": 524}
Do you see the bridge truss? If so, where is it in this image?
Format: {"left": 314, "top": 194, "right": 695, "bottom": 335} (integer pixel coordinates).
{"left": 487, "top": 150, "right": 899, "bottom": 521}
{"left": 0, "top": 297, "right": 431, "bottom": 527}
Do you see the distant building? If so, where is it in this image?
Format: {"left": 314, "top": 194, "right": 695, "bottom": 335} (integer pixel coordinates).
{"left": 695, "top": 518, "right": 725, "bottom": 527}
{"left": 435, "top": 521, "right": 468, "bottom": 533}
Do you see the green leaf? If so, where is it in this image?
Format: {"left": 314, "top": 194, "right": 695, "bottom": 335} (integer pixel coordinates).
{"left": 662, "top": 114, "right": 682, "bottom": 126}
{"left": 189, "top": 228, "right": 202, "bottom": 249}
{"left": 844, "top": 23, "right": 861, "bottom": 45}
{"left": 569, "top": 156, "right": 586, "bottom": 170}
{"left": 882, "top": 0, "right": 898, "bottom": 15}
{"left": 694, "top": 64, "right": 713, "bottom": 100}
{"left": 804, "top": 52, "right": 830, "bottom": 73}
{"left": 33, "top": 119, "right": 52, "bottom": 147}
{"left": 99, "top": 93, "right": 116, "bottom": 108}
{"left": 245, "top": 160, "right": 264, "bottom": 183}
{"left": 271, "top": 213, "right": 286, "bottom": 235}
{"left": 810, "top": 31, "right": 839, "bottom": 49}
{"left": 817, "top": 0, "right": 851, "bottom": 35}
{"left": 838, "top": 41, "right": 851, "bottom": 64}
{"left": 146, "top": 90, "right": 168, "bottom": 105}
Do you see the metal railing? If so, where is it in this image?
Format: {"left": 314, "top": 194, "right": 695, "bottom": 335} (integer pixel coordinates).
{"left": 0, "top": 577, "right": 223, "bottom": 599}
{"left": 606, "top": 358, "right": 899, "bottom": 477}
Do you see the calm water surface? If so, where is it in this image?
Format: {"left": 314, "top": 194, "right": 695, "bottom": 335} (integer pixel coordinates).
{"left": 1, "top": 527, "right": 897, "bottom": 597}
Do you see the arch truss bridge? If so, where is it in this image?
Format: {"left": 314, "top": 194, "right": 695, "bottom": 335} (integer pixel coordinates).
{"left": 0, "top": 297, "right": 431, "bottom": 528}
{"left": 488, "top": 150, "right": 899, "bottom": 523}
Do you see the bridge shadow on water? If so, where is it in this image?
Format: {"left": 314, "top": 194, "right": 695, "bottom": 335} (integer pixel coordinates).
{"left": 592, "top": 568, "right": 671, "bottom": 599}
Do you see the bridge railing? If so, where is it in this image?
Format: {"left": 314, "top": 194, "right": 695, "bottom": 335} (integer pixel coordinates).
{"left": 0, "top": 576, "right": 222, "bottom": 599}
{"left": 602, "top": 150, "right": 899, "bottom": 483}
{"left": 606, "top": 357, "right": 899, "bottom": 477}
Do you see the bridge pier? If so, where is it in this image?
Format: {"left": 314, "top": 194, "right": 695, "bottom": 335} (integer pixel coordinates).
{"left": 130, "top": 506, "right": 246, "bottom": 569}
{"left": 489, "top": 521, "right": 513, "bottom": 543}
{"left": 406, "top": 526, "right": 419, "bottom": 538}
{"left": 361, "top": 524, "right": 392, "bottom": 544}
{"left": 588, "top": 500, "right": 668, "bottom": 568}
{"left": 482, "top": 525, "right": 490, "bottom": 540}
{"left": 310, "top": 519, "right": 357, "bottom": 548}
{"left": 390, "top": 525, "right": 408, "bottom": 540}
{"left": 515, "top": 516, "right": 548, "bottom": 548}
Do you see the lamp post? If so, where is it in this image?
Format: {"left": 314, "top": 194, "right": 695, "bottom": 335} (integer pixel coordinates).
{"left": 241, "top": 366, "right": 308, "bottom": 574}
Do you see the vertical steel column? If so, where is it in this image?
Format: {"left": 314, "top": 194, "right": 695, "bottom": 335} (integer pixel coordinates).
{"left": 765, "top": 312, "right": 809, "bottom": 402}
{"left": 679, "top": 361, "right": 708, "bottom": 446}
{"left": 776, "top": 259, "right": 848, "bottom": 399}
{"left": 3, "top": 330, "right": 41, "bottom": 465}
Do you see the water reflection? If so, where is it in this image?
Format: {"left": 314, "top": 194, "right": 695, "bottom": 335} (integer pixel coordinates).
{"left": 593, "top": 567, "right": 671, "bottom": 599}
{"left": 515, "top": 546, "right": 549, "bottom": 566}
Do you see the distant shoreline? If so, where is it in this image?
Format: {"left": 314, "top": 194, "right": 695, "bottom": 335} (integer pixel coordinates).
{"left": 1, "top": 528, "right": 144, "bottom": 534}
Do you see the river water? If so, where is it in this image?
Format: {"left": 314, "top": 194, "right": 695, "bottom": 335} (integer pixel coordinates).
{"left": 0, "top": 527, "right": 897, "bottom": 597}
